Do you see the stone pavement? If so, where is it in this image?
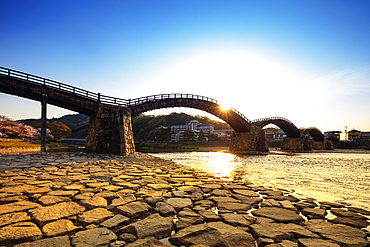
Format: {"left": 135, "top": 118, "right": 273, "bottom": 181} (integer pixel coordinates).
{"left": 0, "top": 152, "right": 369, "bottom": 247}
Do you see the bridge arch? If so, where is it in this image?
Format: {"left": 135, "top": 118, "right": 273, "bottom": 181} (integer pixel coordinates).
{"left": 300, "top": 127, "right": 325, "bottom": 141}
{"left": 129, "top": 94, "right": 251, "bottom": 132}
{"left": 252, "top": 117, "right": 301, "bottom": 138}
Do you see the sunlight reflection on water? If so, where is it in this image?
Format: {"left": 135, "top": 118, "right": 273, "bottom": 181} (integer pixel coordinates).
{"left": 152, "top": 151, "right": 370, "bottom": 210}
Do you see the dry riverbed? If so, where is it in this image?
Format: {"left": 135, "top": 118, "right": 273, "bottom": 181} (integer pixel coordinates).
{"left": 0, "top": 152, "right": 369, "bottom": 246}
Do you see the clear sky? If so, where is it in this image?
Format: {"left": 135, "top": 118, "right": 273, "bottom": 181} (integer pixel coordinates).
{"left": 1, "top": 0, "right": 369, "bottom": 135}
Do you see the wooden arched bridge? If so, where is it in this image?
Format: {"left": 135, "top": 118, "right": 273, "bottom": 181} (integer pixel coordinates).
{"left": 0, "top": 67, "right": 328, "bottom": 154}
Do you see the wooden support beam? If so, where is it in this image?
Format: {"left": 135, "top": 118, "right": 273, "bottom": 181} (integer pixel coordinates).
{"left": 41, "top": 94, "right": 48, "bottom": 155}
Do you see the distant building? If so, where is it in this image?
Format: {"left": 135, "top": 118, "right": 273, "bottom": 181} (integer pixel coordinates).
{"left": 171, "top": 124, "right": 189, "bottom": 133}
{"left": 263, "top": 128, "right": 285, "bottom": 141}
{"left": 346, "top": 130, "right": 370, "bottom": 140}
{"left": 361, "top": 132, "right": 370, "bottom": 139}
{"left": 324, "top": 131, "right": 342, "bottom": 141}
{"left": 212, "top": 129, "right": 233, "bottom": 141}
{"left": 170, "top": 120, "right": 231, "bottom": 142}
{"left": 348, "top": 129, "right": 362, "bottom": 140}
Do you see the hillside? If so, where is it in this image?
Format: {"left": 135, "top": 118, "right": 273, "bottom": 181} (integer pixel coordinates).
{"left": 19, "top": 114, "right": 90, "bottom": 139}
{"left": 132, "top": 112, "right": 230, "bottom": 142}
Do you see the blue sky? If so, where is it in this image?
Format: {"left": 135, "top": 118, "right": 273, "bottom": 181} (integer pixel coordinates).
{"left": 1, "top": 0, "right": 369, "bottom": 135}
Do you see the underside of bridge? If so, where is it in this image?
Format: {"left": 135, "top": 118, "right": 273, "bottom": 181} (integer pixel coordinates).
{"left": 253, "top": 118, "right": 300, "bottom": 138}
{"left": 131, "top": 98, "right": 251, "bottom": 132}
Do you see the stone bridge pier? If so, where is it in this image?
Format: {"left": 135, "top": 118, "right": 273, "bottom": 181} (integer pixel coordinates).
{"left": 281, "top": 136, "right": 333, "bottom": 152}
{"left": 85, "top": 104, "right": 135, "bottom": 155}
{"left": 281, "top": 136, "right": 313, "bottom": 152}
{"left": 229, "top": 125, "right": 269, "bottom": 154}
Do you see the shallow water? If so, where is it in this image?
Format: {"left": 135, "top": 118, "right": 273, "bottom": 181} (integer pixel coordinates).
{"left": 152, "top": 151, "right": 370, "bottom": 210}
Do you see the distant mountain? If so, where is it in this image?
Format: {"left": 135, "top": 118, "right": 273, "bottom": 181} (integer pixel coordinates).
{"left": 20, "top": 114, "right": 90, "bottom": 139}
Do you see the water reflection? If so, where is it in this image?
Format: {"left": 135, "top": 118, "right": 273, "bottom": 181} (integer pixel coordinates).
{"left": 152, "top": 151, "right": 370, "bottom": 210}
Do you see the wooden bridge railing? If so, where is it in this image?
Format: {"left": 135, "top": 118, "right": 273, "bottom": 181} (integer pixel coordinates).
{"left": 252, "top": 116, "right": 298, "bottom": 128}
{"left": 0, "top": 67, "right": 130, "bottom": 106}
{"left": 0, "top": 67, "right": 251, "bottom": 124}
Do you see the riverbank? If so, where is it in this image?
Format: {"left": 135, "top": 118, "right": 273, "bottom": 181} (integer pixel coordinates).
{"left": 0, "top": 152, "right": 369, "bottom": 246}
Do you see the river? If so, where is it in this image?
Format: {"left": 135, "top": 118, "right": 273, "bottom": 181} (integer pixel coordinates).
{"left": 151, "top": 150, "right": 370, "bottom": 210}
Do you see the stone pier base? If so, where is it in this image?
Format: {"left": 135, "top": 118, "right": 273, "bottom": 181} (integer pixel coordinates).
{"left": 85, "top": 104, "right": 135, "bottom": 155}
{"left": 313, "top": 141, "right": 325, "bottom": 150}
{"left": 281, "top": 135, "right": 313, "bottom": 152}
{"left": 313, "top": 139, "right": 334, "bottom": 150}
{"left": 229, "top": 126, "right": 269, "bottom": 154}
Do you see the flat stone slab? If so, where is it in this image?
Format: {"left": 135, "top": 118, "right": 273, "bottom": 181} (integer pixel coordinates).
{"left": 197, "top": 183, "right": 222, "bottom": 191}
{"left": 100, "top": 214, "right": 130, "bottom": 228}
{"left": 233, "top": 189, "right": 260, "bottom": 197}
{"left": 330, "top": 208, "right": 367, "bottom": 219}
{"left": 298, "top": 238, "right": 341, "bottom": 247}
{"left": 250, "top": 222, "right": 319, "bottom": 241}
{"left": 115, "top": 201, "right": 151, "bottom": 217}
{"left": 348, "top": 206, "right": 370, "bottom": 215}
{"left": 71, "top": 227, "right": 117, "bottom": 247}
{"left": 165, "top": 197, "right": 193, "bottom": 210}
{"left": 29, "top": 201, "right": 85, "bottom": 224}
{"left": 252, "top": 207, "right": 305, "bottom": 223}
{"left": 0, "top": 200, "right": 41, "bottom": 215}
{"left": 220, "top": 213, "right": 256, "bottom": 227}
{"left": 125, "top": 236, "right": 169, "bottom": 247}
{"left": 13, "top": 235, "right": 71, "bottom": 247}
{"left": 305, "top": 221, "right": 368, "bottom": 246}
{"left": 78, "top": 207, "right": 114, "bottom": 225}
{"left": 331, "top": 216, "right": 370, "bottom": 229}
{"left": 301, "top": 207, "right": 327, "bottom": 219}
{"left": 169, "top": 221, "right": 255, "bottom": 247}
{"left": 0, "top": 184, "right": 42, "bottom": 193}
{"left": 37, "top": 195, "right": 71, "bottom": 206}
{"left": 79, "top": 196, "right": 108, "bottom": 209}
{"left": 107, "top": 195, "right": 136, "bottom": 209}
{"left": 155, "top": 202, "right": 176, "bottom": 216}
{"left": 0, "top": 222, "right": 42, "bottom": 245}
{"left": 0, "top": 211, "right": 31, "bottom": 227}
{"left": 120, "top": 213, "right": 173, "bottom": 239}
{"left": 42, "top": 219, "right": 81, "bottom": 237}
{"left": 217, "top": 202, "right": 252, "bottom": 212}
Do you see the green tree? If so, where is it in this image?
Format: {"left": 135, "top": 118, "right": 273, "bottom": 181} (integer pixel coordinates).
{"left": 48, "top": 121, "right": 72, "bottom": 141}
{"left": 183, "top": 129, "right": 194, "bottom": 141}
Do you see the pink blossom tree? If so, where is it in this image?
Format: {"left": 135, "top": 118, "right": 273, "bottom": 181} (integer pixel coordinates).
{"left": 0, "top": 115, "right": 38, "bottom": 139}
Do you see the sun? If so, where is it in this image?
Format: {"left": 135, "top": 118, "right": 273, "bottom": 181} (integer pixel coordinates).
{"left": 220, "top": 103, "right": 231, "bottom": 111}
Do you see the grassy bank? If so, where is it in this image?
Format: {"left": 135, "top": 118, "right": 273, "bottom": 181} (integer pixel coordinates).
{"left": 0, "top": 138, "right": 40, "bottom": 147}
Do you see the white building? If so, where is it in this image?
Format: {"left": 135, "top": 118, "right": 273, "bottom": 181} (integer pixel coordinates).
{"left": 265, "top": 129, "right": 285, "bottom": 141}
{"left": 171, "top": 119, "right": 232, "bottom": 142}
{"left": 171, "top": 125, "right": 189, "bottom": 133}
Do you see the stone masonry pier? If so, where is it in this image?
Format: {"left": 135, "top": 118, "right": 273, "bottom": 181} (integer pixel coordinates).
{"left": 0, "top": 153, "right": 369, "bottom": 246}
{"left": 85, "top": 104, "right": 135, "bottom": 155}
{"left": 230, "top": 126, "right": 269, "bottom": 154}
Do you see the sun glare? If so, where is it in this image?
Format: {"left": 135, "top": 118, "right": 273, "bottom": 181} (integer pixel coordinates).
{"left": 220, "top": 103, "right": 231, "bottom": 111}
{"left": 205, "top": 152, "right": 235, "bottom": 179}
{"left": 137, "top": 45, "right": 306, "bottom": 122}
